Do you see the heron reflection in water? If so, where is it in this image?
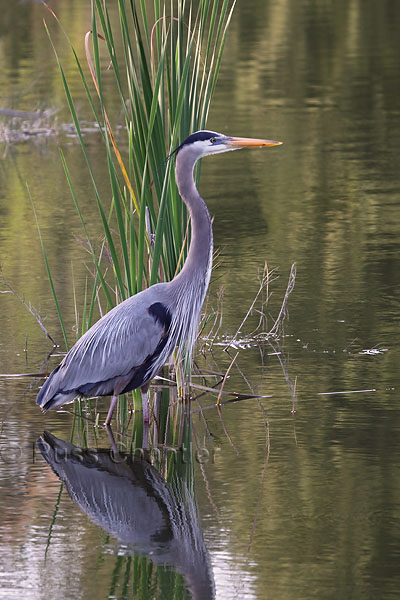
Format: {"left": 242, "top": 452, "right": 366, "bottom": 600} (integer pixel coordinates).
{"left": 37, "top": 431, "right": 214, "bottom": 599}
{"left": 36, "top": 132, "right": 282, "bottom": 425}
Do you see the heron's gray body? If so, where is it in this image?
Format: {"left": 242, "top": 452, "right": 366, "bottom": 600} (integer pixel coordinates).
{"left": 36, "top": 134, "right": 213, "bottom": 416}
{"left": 37, "top": 269, "right": 210, "bottom": 412}
{"left": 36, "top": 130, "right": 280, "bottom": 422}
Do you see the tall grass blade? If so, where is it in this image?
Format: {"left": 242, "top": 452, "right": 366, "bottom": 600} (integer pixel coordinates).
{"left": 29, "top": 188, "right": 69, "bottom": 351}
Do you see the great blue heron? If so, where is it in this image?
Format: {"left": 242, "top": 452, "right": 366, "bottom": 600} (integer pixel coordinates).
{"left": 36, "top": 130, "right": 282, "bottom": 425}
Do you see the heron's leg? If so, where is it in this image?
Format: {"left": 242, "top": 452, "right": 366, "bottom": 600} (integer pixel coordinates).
{"left": 105, "top": 394, "right": 118, "bottom": 426}
{"left": 105, "top": 373, "right": 135, "bottom": 427}
{"left": 141, "top": 389, "right": 149, "bottom": 423}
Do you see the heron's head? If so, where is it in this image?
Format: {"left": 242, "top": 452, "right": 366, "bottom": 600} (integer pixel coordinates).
{"left": 173, "top": 130, "right": 282, "bottom": 161}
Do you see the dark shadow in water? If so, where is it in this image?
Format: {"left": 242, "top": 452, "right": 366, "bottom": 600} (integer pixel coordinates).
{"left": 37, "top": 431, "right": 215, "bottom": 600}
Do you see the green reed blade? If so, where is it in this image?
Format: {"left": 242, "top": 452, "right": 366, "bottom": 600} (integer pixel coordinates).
{"left": 30, "top": 191, "right": 69, "bottom": 351}
{"left": 106, "top": 146, "right": 130, "bottom": 299}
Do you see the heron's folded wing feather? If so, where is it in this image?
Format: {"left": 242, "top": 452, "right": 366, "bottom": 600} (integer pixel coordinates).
{"left": 56, "top": 295, "right": 167, "bottom": 392}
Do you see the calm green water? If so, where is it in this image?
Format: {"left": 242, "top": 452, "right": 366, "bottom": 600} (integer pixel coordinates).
{"left": 1, "top": 1, "right": 400, "bottom": 599}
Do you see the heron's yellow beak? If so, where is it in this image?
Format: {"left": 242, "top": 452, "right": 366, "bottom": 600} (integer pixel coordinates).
{"left": 227, "top": 136, "right": 282, "bottom": 148}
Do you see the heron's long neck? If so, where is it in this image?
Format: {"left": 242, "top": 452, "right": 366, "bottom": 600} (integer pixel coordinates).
{"left": 173, "top": 151, "right": 213, "bottom": 288}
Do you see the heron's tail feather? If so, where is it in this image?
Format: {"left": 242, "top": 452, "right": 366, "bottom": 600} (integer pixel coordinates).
{"left": 36, "top": 366, "right": 77, "bottom": 412}
{"left": 39, "top": 392, "right": 78, "bottom": 413}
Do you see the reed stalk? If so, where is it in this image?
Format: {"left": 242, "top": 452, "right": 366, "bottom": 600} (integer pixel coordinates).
{"left": 47, "top": 0, "right": 234, "bottom": 310}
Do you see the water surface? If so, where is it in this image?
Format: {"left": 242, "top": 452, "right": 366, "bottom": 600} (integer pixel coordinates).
{"left": 1, "top": 1, "right": 400, "bottom": 599}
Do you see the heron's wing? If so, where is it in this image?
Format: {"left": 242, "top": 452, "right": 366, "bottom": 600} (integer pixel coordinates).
{"left": 55, "top": 289, "right": 171, "bottom": 393}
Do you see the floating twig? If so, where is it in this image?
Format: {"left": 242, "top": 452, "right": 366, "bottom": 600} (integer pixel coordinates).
{"left": 191, "top": 393, "right": 271, "bottom": 414}
{"left": 0, "top": 373, "right": 49, "bottom": 378}
{"left": 317, "top": 388, "right": 376, "bottom": 396}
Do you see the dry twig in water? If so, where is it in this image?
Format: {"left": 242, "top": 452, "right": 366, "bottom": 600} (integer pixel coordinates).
{"left": 267, "top": 262, "right": 296, "bottom": 338}
{"left": 0, "top": 269, "right": 58, "bottom": 347}
{"left": 224, "top": 262, "right": 278, "bottom": 350}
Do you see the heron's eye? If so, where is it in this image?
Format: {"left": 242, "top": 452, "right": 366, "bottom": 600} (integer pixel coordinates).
{"left": 210, "top": 137, "right": 216, "bottom": 144}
